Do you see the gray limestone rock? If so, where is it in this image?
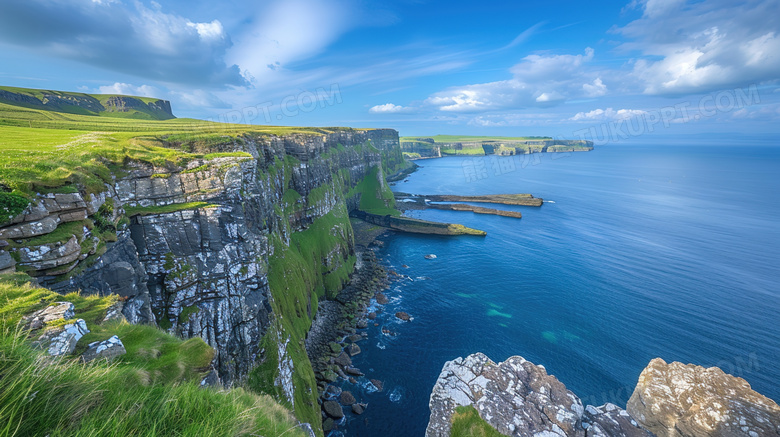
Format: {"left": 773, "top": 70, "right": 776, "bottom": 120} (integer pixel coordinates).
{"left": 426, "top": 353, "right": 585, "bottom": 437}
{"left": 23, "top": 302, "right": 75, "bottom": 330}
{"left": 34, "top": 319, "right": 89, "bottom": 356}
{"left": 81, "top": 335, "right": 126, "bottom": 362}
{"left": 0, "top": 216, "right": 59, "bottom": 239}
{"left": 626, "top": 358, "right": 780, "bottom": 437}
{"left": 0, "top": 250, "right": 14, "bottom": 274}
{"left": 15, "top": 235, "right": 81, "bottom": 270}
{"left": 583, "top": 403, "right": 654, "bottom": 437}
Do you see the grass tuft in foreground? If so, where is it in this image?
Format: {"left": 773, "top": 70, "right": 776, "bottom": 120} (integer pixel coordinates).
{"left": 0, "top": 275, "right": 308, "bottom": 437}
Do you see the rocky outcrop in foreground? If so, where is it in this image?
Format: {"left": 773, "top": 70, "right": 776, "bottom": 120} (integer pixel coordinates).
{"left": 627, "top": 358, "right": 780, "bottom": 437}
{"left": 427, "top": 353, "right": 780, "bottom": 437}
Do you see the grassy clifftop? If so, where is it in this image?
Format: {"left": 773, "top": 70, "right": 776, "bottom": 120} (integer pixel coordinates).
{"left": 0, "top": 86, "right": 177, "bottom": 120}
{"left": 0, "top": 274, "right": 307, "bottom": 436}
{"left": 400, "top": 134, "right": 553, "bottom": 143}
{"left": 0, "top": 95, "right": 360, "bottom": 197}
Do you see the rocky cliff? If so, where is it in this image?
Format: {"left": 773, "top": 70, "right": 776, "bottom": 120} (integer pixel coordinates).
{"left": 0, "top": 127, "right": 405, "bottom": 435}
{"left": 427, "top": 353, "right": 780, "bottom": 437}
{"left": 627, "top": 358, "right": 780, "bottom": 437}
{"left": 401, "top": 138, "right": 593, "bottom": 158}
{"left": 0, "top": 86, "right": 175, "bottom": 120}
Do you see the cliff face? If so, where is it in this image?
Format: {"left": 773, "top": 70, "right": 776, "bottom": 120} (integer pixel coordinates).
{"left": 401, "top": 139, "right": 594, "bottom": 158}
{"left": 427, "top": 353, "right": 780, "bottom": 437}
{"left": 0, "top": 87, "right": 175, "bottom": 120}
{"left": 0, "top": 128, "right": 404, "bottom": 435}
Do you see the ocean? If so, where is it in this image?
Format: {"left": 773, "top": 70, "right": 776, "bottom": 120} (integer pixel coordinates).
{"left": 335, "top": 143, "right": 780, "bottom": 436}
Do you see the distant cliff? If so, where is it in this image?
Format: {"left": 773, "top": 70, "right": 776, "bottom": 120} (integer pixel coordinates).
{"left": 401, "top": 136, "right": 593, "bottom": 159}
{"left": 427, "top": 353, "right": 780, "bottom": 437}
{"left": 0, "top": 86, "right": 175, "bottom": 120}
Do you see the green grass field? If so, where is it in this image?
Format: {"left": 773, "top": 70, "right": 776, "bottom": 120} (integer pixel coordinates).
{"left": 0, "top": 100, "right": 356, "bottom": 195}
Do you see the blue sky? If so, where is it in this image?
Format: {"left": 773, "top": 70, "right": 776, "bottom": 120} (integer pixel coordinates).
{"left": 1, "top": 0, "right": 779, "bottom": 140}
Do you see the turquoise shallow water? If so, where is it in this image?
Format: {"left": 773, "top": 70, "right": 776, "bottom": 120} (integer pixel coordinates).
{"left": 335, "top": 144, "right": 780, "bottom": 436}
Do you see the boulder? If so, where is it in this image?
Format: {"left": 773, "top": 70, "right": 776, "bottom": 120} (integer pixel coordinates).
{"left": 352, "top": 403, "right": 365, "bottom": 415}
{"left": 395, "top": 311, "right": 411, "bottom": 321}
{"left": 23, "top": 302, "right": 75, "bottom": 330}
{"left": 344, "top": 366, "right": 363, "bottom": 376}
{"left": 334, "top": 352, "right": 352, "bottom": 367}
{"left": 322, "top": 400, "right": 344, "bottom": 419}
{"left": 340, "top": 391, "right": 356, "bottom": 405}
{"left": 375, "top": 292, "right": 389, "bottom": 305}
{"left": 370, "top": 379, "right": 384, "bottom": 392}
{"left": 322, "top": 418, "right": 335, "bottom": 433}
{"left": 34, "top": 319, "right": 89, "bottom": 356}
{"left": 367, "top": 311, "right": 377, "bottom": 320}
{"left": 346, "top": 343, "right": 361, "bottom": 356}
{"left": 583, "top": 403, "right": 653, "bottom": 437}
{"left": 627, "top": 358, "right": 780, "bottom": 437}
{"left": 101, "top": 301, "right": 127, "bottom": 323}
{"left": 0, "top": 250, "right": 13, "bottom": 274}
{"left": 425, "top": 353, "right": 585, "bottom": 437}
{"left": 325, "top": 385, "right": 342, "bottom": 398}
{"left": 80, "top": 335, "right": 127, "bottom": 362}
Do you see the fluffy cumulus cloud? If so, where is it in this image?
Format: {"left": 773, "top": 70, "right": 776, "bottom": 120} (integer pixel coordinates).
{"left": 424, "top": 48, "right": 605, "bottom": 112}
{"left": 369, "top": 103, "right": 410, "bottom": 114}
{"left": 570, "top": 108, "right": 647, "bottom": 121}
{"left": 0, "top": 0, "right": 243, "bottom": 86}
{"left": 619, "top": 0, "right": 780, "bottom": 95}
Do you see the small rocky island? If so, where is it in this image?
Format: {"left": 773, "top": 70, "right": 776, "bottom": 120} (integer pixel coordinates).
{"left": 426, "top": 353, "right": 780, "bottom": 437}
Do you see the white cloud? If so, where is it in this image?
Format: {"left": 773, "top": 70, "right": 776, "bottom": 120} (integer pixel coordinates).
{"left": 187, "top": 20, "right": 226, "bottom": 42}
{"left": 229, "top": 0, "right": 359, "bottom": 83}
{"left": 0, "top": 0, "right": 242, "bottom": 86}
{"left": 369, "top": 103, "right": 409, "bottom": 114}
{"left": 570, "top": 108, "right": 647, "bottom": 121}
{"left": 583, "top": 78, "right": 607, "bottom": 97}
{"left": 619, "top": 0, "right": 780, "bottom": 94}
{"left": 425, "top": 48, "right": 602, "bottom": 112}
{"left": 96, "top": 83, "right": 159, "bottom": 98}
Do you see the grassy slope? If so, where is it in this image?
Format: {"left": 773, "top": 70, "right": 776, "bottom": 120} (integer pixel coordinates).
{"left": 450, "top": 406, "right": 508, "bottom": 437}
{"left": 0, "top": 86, "right": 173, "bottom": 120}
{"left": 0, "top": 275, "right": 307, "bottom": 437}
{"left": 0, "top": 103, "right": 354, "bottom": 195}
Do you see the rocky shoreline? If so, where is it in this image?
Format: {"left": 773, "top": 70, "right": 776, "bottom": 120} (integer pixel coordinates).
{"left": 305, "top": 218, "right": 398, "bottom": 433}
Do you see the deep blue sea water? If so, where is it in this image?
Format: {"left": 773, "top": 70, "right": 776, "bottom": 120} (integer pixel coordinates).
{"left": 336, "top": 144, "right": 780, "bottom": 436}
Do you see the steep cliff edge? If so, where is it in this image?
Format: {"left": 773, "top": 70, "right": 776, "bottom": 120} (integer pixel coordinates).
{"left": 427, "top": 353, "right": 780, "bottom": 437}
{"left": 400, "top": 135, "right": 593, "bottom": 158}
{"left": 0, "top": 100, "right": 406, "bottom": 435}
